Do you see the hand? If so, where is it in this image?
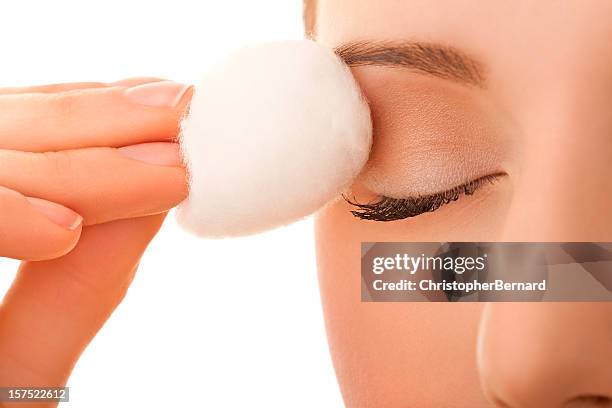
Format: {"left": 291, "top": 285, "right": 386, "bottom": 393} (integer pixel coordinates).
{"left": 0, "top": 79, "right": 192, "bottom": 404}
{"left": 0, "top": 78, "right": 191, "bottom": 260}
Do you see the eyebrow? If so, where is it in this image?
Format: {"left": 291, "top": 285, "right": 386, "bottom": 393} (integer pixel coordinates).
{"left": 335, "top": 41, "right": 486, "bottom": 88}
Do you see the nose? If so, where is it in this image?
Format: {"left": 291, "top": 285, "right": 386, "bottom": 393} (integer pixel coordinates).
{"left": 477, "top": 303, "right": 612, "bottom": 407}
{"left": 498, "top": 92, "right": 612, "bottom": 242}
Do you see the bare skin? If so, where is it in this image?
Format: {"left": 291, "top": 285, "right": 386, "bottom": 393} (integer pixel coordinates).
{"left": 2, "top": 3, "right": 612, "bottom": 406}
{"left": 313, "top": 1, "right": 612, "bottom": 407}
{"left": 0, "top": 78, "right": 190, "bottom": 407}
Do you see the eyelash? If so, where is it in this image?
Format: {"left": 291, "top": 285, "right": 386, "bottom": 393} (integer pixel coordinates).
{"left": 344, "top": 173, "right": 505, "bottom": 222}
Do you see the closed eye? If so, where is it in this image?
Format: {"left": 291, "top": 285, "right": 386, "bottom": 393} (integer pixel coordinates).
{"left": 345, "top": 172, "right": 506, "bottom": 221}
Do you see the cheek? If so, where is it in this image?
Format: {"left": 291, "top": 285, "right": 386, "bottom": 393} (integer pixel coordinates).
{"left": 314, "top": 211, "right": 489, "bottom": 406}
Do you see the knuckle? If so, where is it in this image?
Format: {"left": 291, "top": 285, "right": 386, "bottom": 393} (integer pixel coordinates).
{"left": 37, "top": 150, "right": 77, "bottom": 192}
{"left": 48, "top": 92, "right": 78, "bottom": 117}
{"left": 60, "top": 262, "right": 137, "bottom": 312}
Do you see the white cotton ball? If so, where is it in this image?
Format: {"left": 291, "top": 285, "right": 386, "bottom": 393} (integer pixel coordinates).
{"left": 177, "top": 40, "right": 372, "bottom": 237}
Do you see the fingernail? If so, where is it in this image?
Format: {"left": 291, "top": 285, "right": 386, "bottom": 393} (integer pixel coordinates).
{"left": 26, "top": 197, "right": 83, "bottom": 231}
{"left": 118, "top": 142, "right": 182, "bottom": 166}
{"left": 124, "top": 80, "right": 192, "bottom": 107}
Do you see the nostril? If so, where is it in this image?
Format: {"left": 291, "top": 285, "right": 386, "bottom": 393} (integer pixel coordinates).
{"left": 490, "top": 395, "right": 512, "bottom": 408}
{"left": 488, "top": 394, "right": 612, "bottom": 408}
{"left": 565, "top": 395, "right": 612, "bottom": 407}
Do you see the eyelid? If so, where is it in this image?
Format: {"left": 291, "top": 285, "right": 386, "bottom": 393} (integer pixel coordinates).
{"left": 345, "top": 172, "right": 506, "bottom": 221}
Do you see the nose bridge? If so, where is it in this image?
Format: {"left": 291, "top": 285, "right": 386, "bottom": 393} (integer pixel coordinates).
{"left": 500, "top": 87, "right": 612, "bottom": 241}
{"left": 477, "top": 303, "right": 612, "bottom": 407}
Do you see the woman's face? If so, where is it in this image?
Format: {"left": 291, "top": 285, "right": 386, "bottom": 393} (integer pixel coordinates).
{"left": 313, "top": 1, "right": 612, "bottom": 406}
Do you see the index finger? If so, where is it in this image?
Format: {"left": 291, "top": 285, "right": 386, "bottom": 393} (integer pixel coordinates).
{"left": 0, "top": 80, "right": 193, "bottom": 152}
{"left": 0, "top": 77, "right": 163, "bottom": 95}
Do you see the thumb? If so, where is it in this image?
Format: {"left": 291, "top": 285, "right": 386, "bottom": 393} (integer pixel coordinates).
{"left": 0, "top": 186, "right": 82, "bottom": 261}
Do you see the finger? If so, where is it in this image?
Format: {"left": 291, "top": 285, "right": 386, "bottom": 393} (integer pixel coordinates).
{"left": 0, "top": 213, "right": 166, "bottom": 387}
{"left": 0, "top": 186, "right": 82, "bottom": 261}
{"left": 0, "top": 81, "right": 193, "bottom": 152}
{"left": 110, "top": 77, "right": 165, "bottom": 87}
{"left": 0, "top": 82, "right": 107, "bottom": 95}
{"left": 0, "top": 77, "right": 164, "bottom": 95}
{"left": 0, "top": 143, "right": 187, "bottom": 225}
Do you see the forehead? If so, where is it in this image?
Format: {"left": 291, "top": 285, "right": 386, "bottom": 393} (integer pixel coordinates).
{"left": 316, "top": 0, "right": 612, "bottom": 70}
{"left": 316, "top": 0, "right": 612, "bottom": 42}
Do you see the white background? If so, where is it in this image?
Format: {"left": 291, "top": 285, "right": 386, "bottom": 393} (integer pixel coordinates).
{"left": 0, "top": 1, "right": 343, "bottom": 407}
